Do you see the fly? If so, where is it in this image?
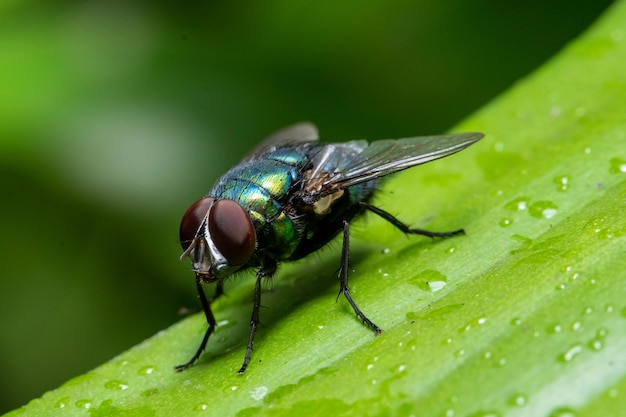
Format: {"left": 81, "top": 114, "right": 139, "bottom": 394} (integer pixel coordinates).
{"left": 176, "top": 122, "right": 483, "bottom": 373}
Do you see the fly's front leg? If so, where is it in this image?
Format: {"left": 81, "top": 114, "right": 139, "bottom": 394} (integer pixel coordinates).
{"left": 238, "top": 261, "right": 277, "bottom": 374}
{"left": 211, "top": 280, "right": 225, "bottom": 303}
{"left": 361, "top": 202, "right": 465, "bottom": 238}
{"left": 178, "top": 280, "right": 225, "bottom": 316}
{"left": 175, "top": 277, "right": 217, "bottom": 371}
{"left": 339, "top": 220, "right": 382, "bottom": 334}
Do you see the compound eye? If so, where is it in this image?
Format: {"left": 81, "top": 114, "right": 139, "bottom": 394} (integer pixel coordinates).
{"left": 208, "top": 199, "right": 256, "bottom": 265}
{"left": 180, "top": 197, "right": 215, "bottom": 250}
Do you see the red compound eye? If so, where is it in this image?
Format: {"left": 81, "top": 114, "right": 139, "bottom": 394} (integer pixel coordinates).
{"left": 179, "top": 197, "right": 215, "bottom": 251}
{"left": 208, "top": 199, "right": 256, "bottom": 265}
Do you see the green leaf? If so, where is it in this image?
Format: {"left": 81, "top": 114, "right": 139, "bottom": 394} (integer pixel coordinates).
{"left": 8, "top": 2, "right": 626, "bottom": 416}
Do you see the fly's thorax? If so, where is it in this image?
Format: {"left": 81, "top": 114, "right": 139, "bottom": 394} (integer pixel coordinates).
{"left": 210, "top": 155, "right": 307, "bottom": 261}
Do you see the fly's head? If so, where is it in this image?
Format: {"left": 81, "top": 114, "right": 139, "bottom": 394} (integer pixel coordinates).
{"left": 179, "top": 197, "right": 256, "bottom": 283}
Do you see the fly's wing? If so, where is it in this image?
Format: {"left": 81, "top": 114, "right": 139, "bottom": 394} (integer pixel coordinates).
{"left": 242, "top": 122, "right": 319, "bottom": 161}
{"left": 315, "top": 132, "right": 483, "bottom": 193}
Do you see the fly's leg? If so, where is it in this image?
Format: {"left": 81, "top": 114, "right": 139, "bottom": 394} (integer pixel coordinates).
{"left": 175, "top": 277, "right": 217, "bottom": 371}
{"left": 339, "top": 220, "right": 382, "bottom": 334}
{"left": 178, "top": 281, "right": 225, "bottom": 316}
{"left": 238, "top": 261, "right": 277, "bottom": 374}
{"left": 211, "top": 280, "right": 225, "bottom": 302}
{"left": 361, "top": 202, "right": 465, "bottom": 238}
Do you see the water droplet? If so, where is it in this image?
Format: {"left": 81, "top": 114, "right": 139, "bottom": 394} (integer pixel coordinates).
{"left": 446, "top": 245, "right": 457, "bottom": 254}
{"left": 571, "top": 321, "right": 582, "bottom": 332}
{"left": 556, "top": 283, "right": 566, "bottom": 291}
{"left": 376, "top": 268, "right": 389, "bottom": 277}
{"left": 231, "top": 386, "right": 238, "bottom": 391}
{"left": 445, "top": 408, "right": 455, "bottom": 417}
{"left": 508, "top": 393, "right": 528, "bottom": 407}
{"left": 214, "top": 319, "right": 236, "bottom": 332}
{"left": 194, "top": 403, "right": 209, "bottom": 412}
{"left": 367, "top": 364, "right": 374, "bottom": 371}
{"left": 455, "top": 349, "right": 466, "bottom": 358}
{"left": 588, "top": 339, "right": 604, "bottom": 351}
{"left": 597, "top": 328, "right": 609, "bottom": 338}
{"left": 467, "top": 411, "right": 501, "bottom": 417}
{"left": 137, "top": 365, "right": 156, "bottom": 376}
{"left": 547, "top": 323, "right": 563, "bottom": 334}
{"left": 528, "top": 201, "right": 558, "bottom": 219}
{"left": 397, "top": 364, "right": 407, "bottom": 372}
{"left": 75, "top": 399, "right": 93, "bottom": 409}
{"left": 548, "top": 407, "right": 577, "bottom": 417}
{"left": 559, "top": 344, "right": 583, "bottom": 362}
{"left": 459, "top": 317, "right": 487, "bottom": 333}
{"left": 250, "top": 386, "right": 268, "bottom": 401}
{"left": 606, "top": 304, "right": 614, "bottom": 314}
{"left": 104, "top": 380, "right": 129, "bottom": 390}
{"left": 499, "top": 218, "right": 513, "bottom": 227}
{"left": 553, "top": 175, "right": 571, "bottom": 192}
{"left": 584, "top": 147, "right": 591, "bottom": 155}
{"left": 609, "top": 157, "right": 626, "bottom": 174}
{"left": 510, "top": 317, "right": 522, "bottom": 326}
{"left": 428, "top": 280, "right": 447, "bottom": 292}
{"left": 409, "top": 269, "right": 448, "bottom": 292}
{"left": 381, "top": 248, "right": 390, "bottom": 254}
{"left": 550, "top": 106, "right": 562, "bottom": 117}
{"left": 141, "top": 388, "right": 159, "bottom": 397}
{"left": 54, "top": 397, "right": 70, "bottom": 409}
{"left": 510, "top": 234, "right": 532, "bottom": 254}
{"left": 596, "top": 227, "right": 615, "bottom": 240}
{"left": 504, "top": 197, "right": 529, "bottom": 211}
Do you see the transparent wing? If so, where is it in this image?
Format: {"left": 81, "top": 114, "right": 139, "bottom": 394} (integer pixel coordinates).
{"left": 317, "top": 132, "right": 483, "bottom": 191}
{"left": 242, "top": 122, "right": 319, "bottom": 161}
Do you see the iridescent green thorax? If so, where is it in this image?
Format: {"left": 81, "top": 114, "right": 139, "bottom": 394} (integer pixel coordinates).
{"left": 210, "top": 147, "right": 311, "bottom": 260}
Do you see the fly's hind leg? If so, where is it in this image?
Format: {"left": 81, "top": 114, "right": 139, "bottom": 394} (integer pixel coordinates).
{"left": 360, "top": 202, "right": 466, "bottom": 238}
{"left": 339, "top": 220, "right": 382, "bottom": 334}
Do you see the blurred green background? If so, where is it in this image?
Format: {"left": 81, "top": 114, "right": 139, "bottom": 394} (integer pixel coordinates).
{"left": 0, "top": 0, "right": 614, "bottom": 413}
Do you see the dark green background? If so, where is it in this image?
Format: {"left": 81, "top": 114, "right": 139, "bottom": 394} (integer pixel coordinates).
{"left": 0, "top": 0, "right": 613, "bottom": 413}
